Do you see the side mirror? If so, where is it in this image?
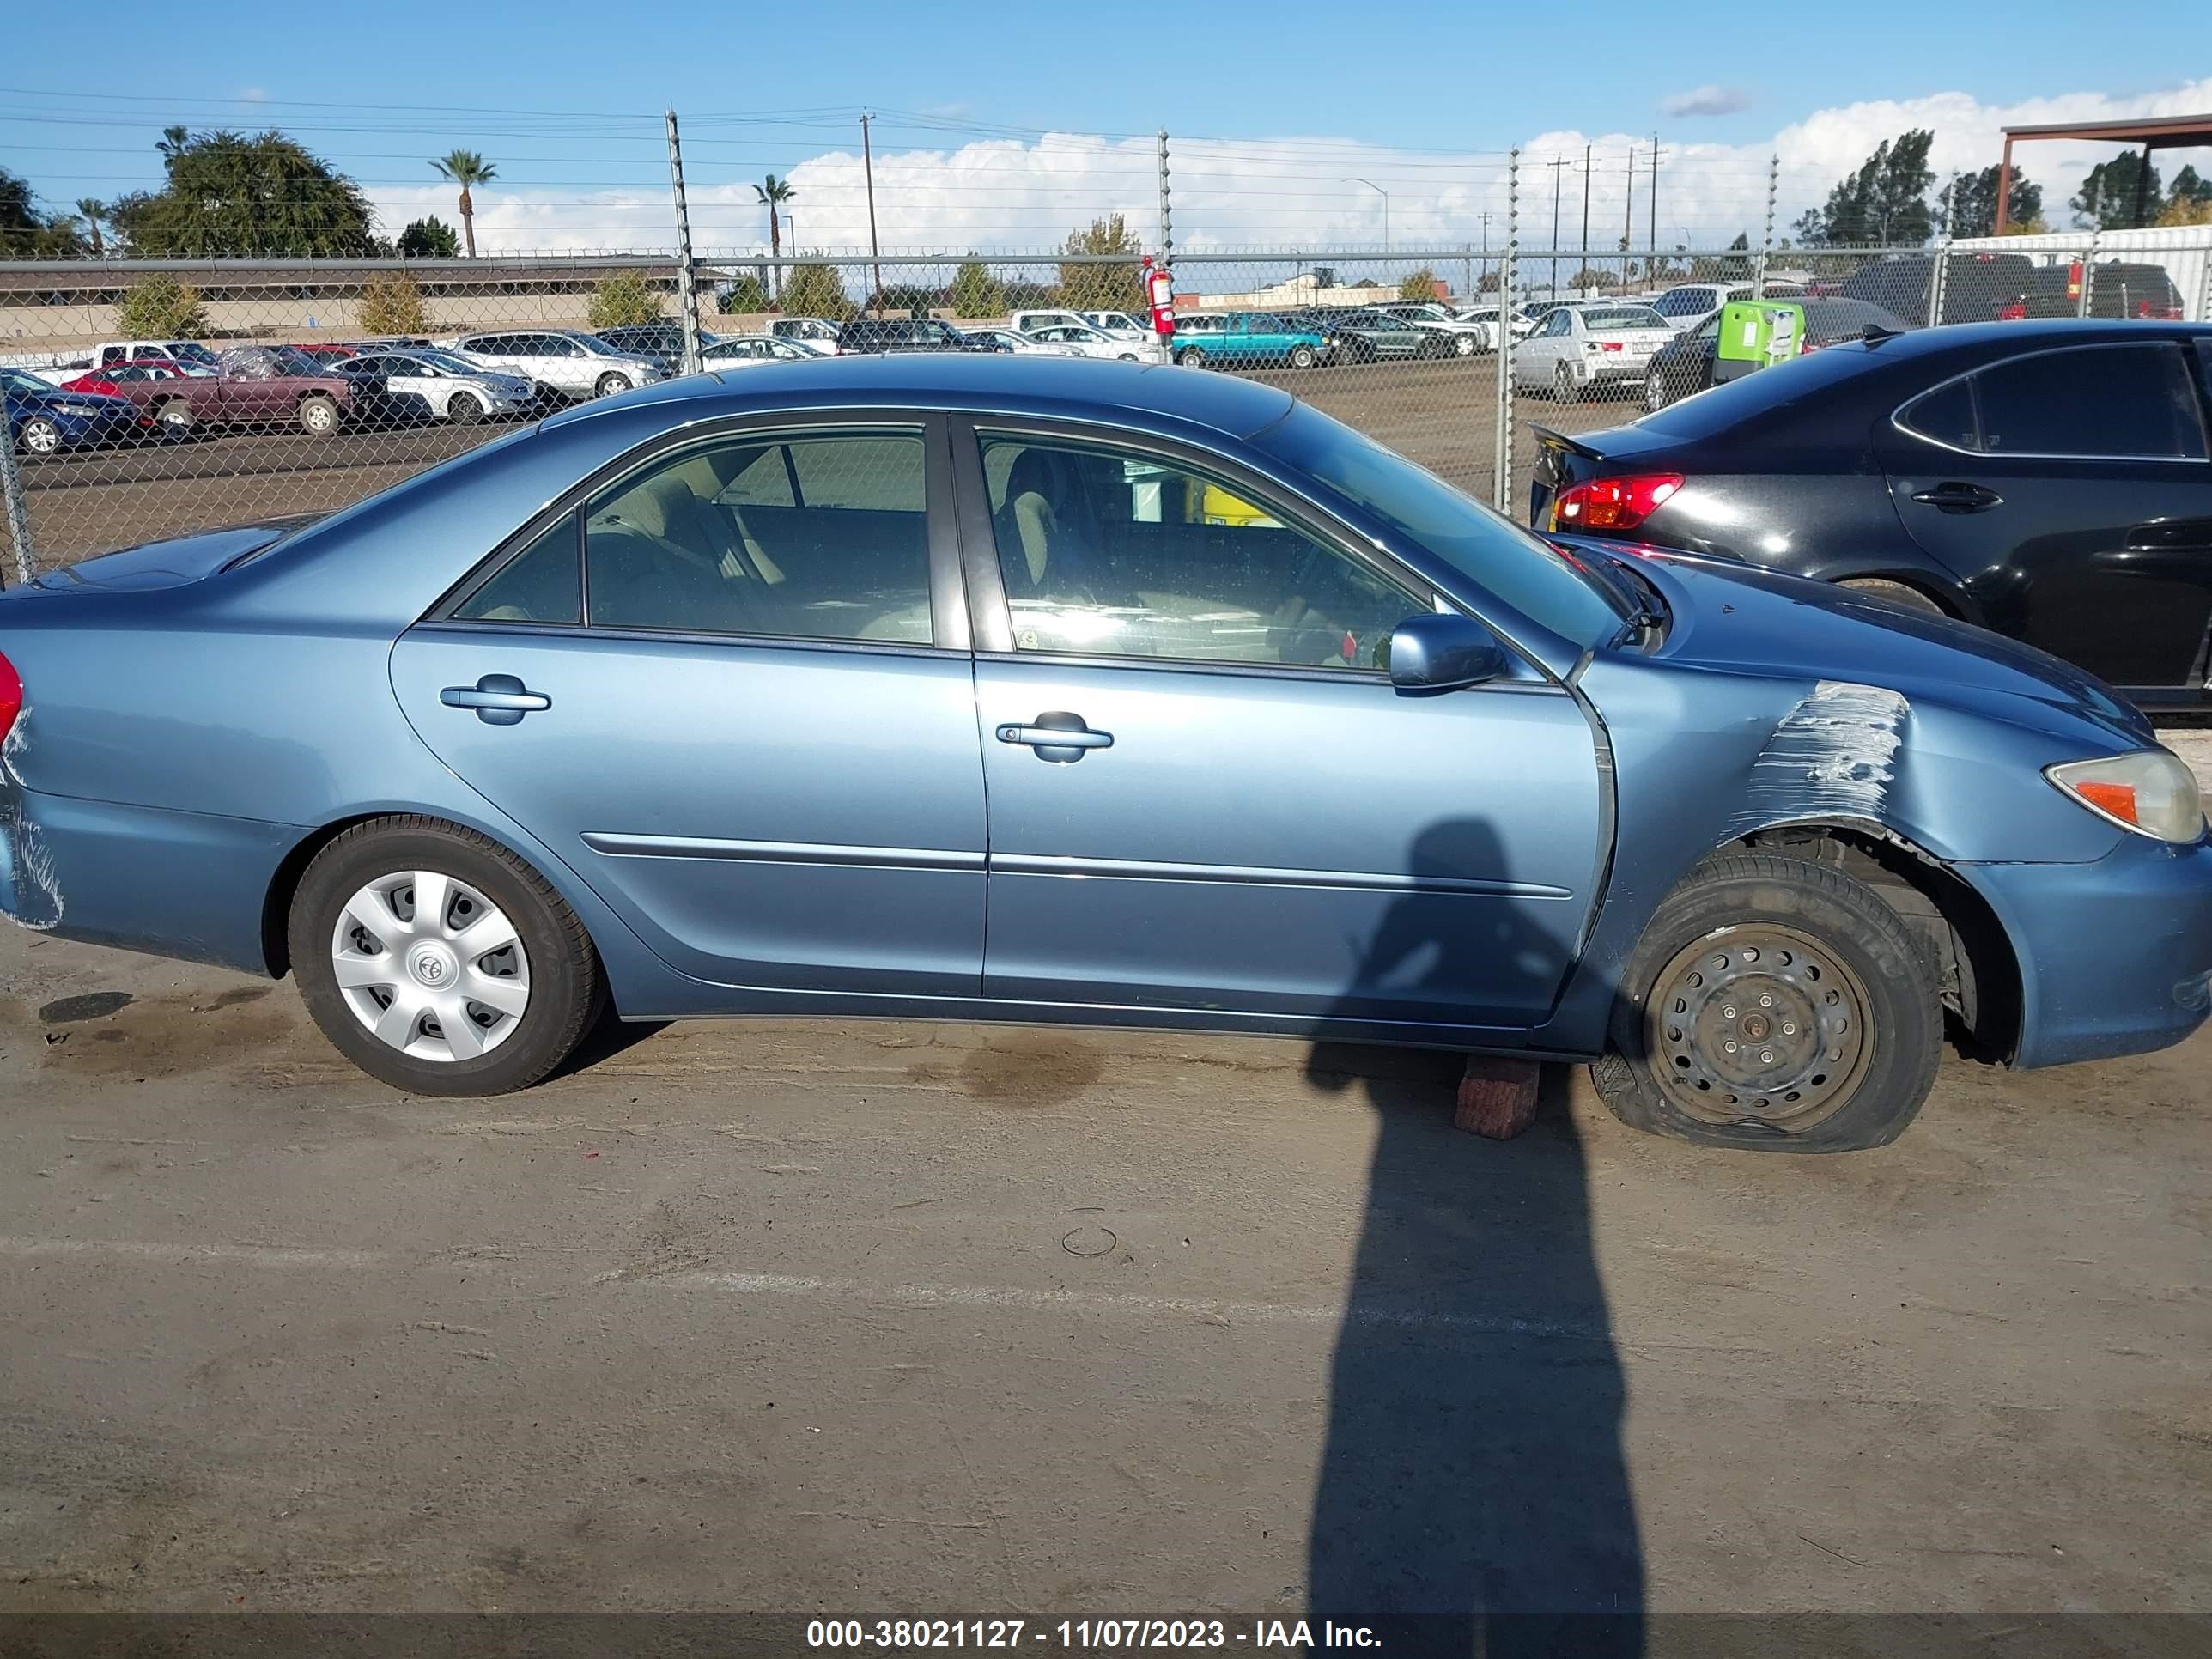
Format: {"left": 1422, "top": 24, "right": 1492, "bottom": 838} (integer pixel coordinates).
{"left": 1389, "top": 611, "right": 1507, "bottom": 694}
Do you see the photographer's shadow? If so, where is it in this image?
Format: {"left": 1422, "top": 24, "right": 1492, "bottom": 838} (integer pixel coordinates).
{"left": 1304, "top": 818, "right": 1644, "bottom": 1656}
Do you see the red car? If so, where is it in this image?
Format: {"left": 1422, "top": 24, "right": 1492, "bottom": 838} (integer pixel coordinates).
{"left": 287, "top": 343, "right": 361, "bottom": 362}
{"left": 61, "top": 362, "right": 197, "bottom": 399}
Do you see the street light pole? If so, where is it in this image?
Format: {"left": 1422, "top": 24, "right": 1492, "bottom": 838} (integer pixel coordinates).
{"left": 1340, "top": 176, "right": 1389, "bottom": 252}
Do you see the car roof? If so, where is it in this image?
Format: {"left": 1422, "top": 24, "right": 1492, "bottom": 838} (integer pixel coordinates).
{"left": 539, "top": 352, "right": 1297, "bottom": 440}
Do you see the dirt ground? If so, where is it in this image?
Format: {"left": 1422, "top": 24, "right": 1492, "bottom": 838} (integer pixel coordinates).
{"left": 2, "top": 880, "right": 2208, "bottom": 1627}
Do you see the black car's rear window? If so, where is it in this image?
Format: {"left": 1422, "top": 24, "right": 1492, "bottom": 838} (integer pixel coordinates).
{"left": 1630, "top": 340, "right": 1886, "bottom": 438}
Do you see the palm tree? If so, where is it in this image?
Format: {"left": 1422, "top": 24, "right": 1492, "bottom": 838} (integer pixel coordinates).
{"left": 430, "top": 149, "right": 498, "bottom": 257}
{"left": 157, "top": 126, "right": 191, "bottom": 171}
{"left": 754, "top": 174, "right": 796, "bottom": 297}
{"left": 75, "top": 198, "right": 107, "bottom": 258}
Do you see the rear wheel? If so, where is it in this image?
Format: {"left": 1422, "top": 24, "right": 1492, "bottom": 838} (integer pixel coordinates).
{"left": 1592, "top": 853, "right": 1942, "bottom": 1152}
{"left": 1454, "top": 333, "right": 1477, "bottom": 356}
{"left": 155, "top": 398, "right": 194, "bottom": 435}
{"left": 289, "top": 818, "right": 605, "bottom": 1097}
{"left": 1288, "top": 343, "right": 1318, "bottom": 370}
{"left": 1554, "top": 363, "right": 1581, "bottom": 404}
{"left": 16, "top": 415, "right": 62, "bottom": 457}
{"left": 1175, "top": 346, "right": 1207, "bottom": 367}
{"left": 446, "top": 391, "right": 485, "bottom": 425}
{"left": 1838, "top": 576, "right": 1948, "bottom": 617}
{"left": 594, "top": 371, "right": 633, "bottom": 398}
{"left": 297, "top": 394, "right": 339, "bottom": 434}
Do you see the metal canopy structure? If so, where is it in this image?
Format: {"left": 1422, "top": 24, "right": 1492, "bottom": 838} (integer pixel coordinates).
{"left": 1995, "top": 112, "right": 2212, "bottom": 232}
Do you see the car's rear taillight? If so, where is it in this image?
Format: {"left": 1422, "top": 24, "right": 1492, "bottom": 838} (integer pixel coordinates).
{"left": 1553, "top": 473, "right": 1685, "bottom": 532}
{"left": 1997, "top": 301, "right": 2026, "bottom": 321}
{"left": 1591, "top": 340, "right": 1625, "bottom": 353}
{"left": 0, "top": 652, "right": 21, "bottom": 744}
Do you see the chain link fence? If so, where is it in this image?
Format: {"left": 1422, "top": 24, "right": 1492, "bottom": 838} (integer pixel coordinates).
{"left": 5, "top": 222, "right": 2210, "bottom": 575}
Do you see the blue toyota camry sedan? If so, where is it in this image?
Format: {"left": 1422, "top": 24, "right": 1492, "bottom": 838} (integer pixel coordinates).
{"left": 2, "top": 356, "right": 2207, "bottom": 1151}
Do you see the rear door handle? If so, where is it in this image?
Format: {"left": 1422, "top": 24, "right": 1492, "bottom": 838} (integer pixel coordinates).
{"left": 441, "top": 674, "right": 550, "bottom": 725}
{"left": 997, "top": 712, "right": 1113, "bottom": 763}
{"left": 1910, "top": 483, "right": 2003, "bottom": 514}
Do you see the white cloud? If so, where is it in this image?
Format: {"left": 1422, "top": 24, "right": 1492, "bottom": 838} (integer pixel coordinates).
{"left": 359, "top": 76, "right": 2212, "bottom": 264}
{"left": 240, "top": 87, "right": 268, "bottom": 104}
{"left": 1662, "top": 86, "right": 1752, "bottom": 118}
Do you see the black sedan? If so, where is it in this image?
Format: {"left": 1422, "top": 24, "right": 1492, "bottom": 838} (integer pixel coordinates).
{"left": 1643, "top": 298, "right": 1917, "bottom": 411}
{"left": 1530, "top": 319, "right": 2212, "bottom": 710}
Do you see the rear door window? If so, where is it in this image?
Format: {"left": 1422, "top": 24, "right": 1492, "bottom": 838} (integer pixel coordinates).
{"left": 1972, "top": 344, "right": 2207, "bottom": 459}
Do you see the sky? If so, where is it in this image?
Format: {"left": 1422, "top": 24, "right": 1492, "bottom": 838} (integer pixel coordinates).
{"left": 5, "top": 0, "right": 2210, "bottom": 262}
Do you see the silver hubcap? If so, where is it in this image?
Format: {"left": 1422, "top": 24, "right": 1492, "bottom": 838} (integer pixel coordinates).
{"left": 1647, "top": 925, "right": 1873, "bottom": 1130}
{"left": 330, "top": 870, "right": 530, "bottom": 1062}
{"left": 25, "top": 422, "right": 58, "bottom": 453}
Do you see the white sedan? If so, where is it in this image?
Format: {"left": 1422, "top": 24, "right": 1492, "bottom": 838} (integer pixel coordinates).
{"left": 962, "top": 328, "right": 1084, "bottom": 357}
{"left": 700, "top": 335, "right": 831, "bottom": 370}
{"left": 343, "top": 347, "right": 535, "bottom": 422}
{"left": 1021, "top": 323, "right": 1169, "bottom": 364}
{"left": 1510, "top": 304, "right": 1673, "bottom": 403}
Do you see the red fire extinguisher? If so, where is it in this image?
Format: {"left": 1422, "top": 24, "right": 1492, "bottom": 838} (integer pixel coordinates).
{"left": 1144, "top": 255, "right": 1176, "bottom": 343}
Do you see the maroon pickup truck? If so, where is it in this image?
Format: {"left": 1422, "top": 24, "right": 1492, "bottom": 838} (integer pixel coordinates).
{"left": 136, "top": 346, "right": 363, "bottom": 435}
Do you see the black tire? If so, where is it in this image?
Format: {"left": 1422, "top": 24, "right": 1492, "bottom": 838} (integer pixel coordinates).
{"left": 1590, "top": 852, "right": 1942, "bottom": 1152}
{"left": 297, "top": 394, "right": 340, "bottom": 435}
{"left": 16, "top": 415, "right": 63, "bottom": 457}
{"left": 1554, "top": 363, "right": 1581, "bottom": 404}
{"left": 1289, "top": 343, "right": 1318, "bottom": 370}
{"left": 155, "top": 398, "right": 194, "bottom": 435}
{"left": 1176, "top": 346, "right": 1206, "bottom": 367}
{"left": 1838, "top": 576, "right": 1948, "bottom": 617}
{"left": 1117, "top": 352, "right": 1139, "bottom": 362}
{"left": 288, "top": 817, "right": 605, "bottom": 1097}
{"left": 594, "top": 371, "right": 633, "bottom": 398}
{"left": 446, "top": 391, "right": 485, "bottom": 425}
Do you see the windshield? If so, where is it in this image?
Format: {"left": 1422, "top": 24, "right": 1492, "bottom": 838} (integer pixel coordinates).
{"left": 3, "top": 369, "right": 54, "bottom": 396}
{"left": 1259, "top": 402, "right": 1628, "bottom": 647}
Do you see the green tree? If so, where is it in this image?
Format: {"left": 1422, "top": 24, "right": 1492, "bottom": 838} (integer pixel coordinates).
{"left": 718, "top": 272, "right": 771, "bottom": 313}
{"left": 586, "top": 272, "right": 665, "bottom": 330}
{"left": 1933, "top": 165, "right": 2043, "bottom": 238}
{"left": 1807, "top": 130, "right": 1936, "bottom": 246}
{"left": 157, "top": 125, "right": 191, "bottom": 167}
{"left": 75, "top": 198, "right": 108, "bottom": 258}
{"left": 117, "top": 275, "right": 210, "bottom": 338}
{"left": 950, "top": 258, "right": 1005, "bottom": 318}
{"left": 753, "top": 173, "right": 796, "bottom": 296}
{"left": 356, "top": 272, "right": 429, "bottom": 336}
{"left": 1397, "top": 266, "right": 1442, "bottom": 302}
{"left": 396, "top": 216, "right": 460, "bottom": 258}
{"left": 430, "top": 149, "right": 497, "bottom": 257}
{"left": 781, "top": 263, "right": 854, "bottom": 321}
{"left": 2071, "top": 150, "right": 2167, "bottom": 229}
{"left": 1059, "top": 213, "right": 1145, "bottom": 311}
{"left": 108, "top": 131, "right": 376, "bottom": 258}
{"left": 0, "top": 167, "right": 89, "bottom": 257}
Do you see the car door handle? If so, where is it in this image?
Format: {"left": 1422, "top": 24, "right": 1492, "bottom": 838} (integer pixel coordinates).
{"left": 1910, "top": 483, "right": 2003, "bottom": 514}
{"left": 997, "top": 713, "right": 1113, "bottom": 762}
{"left": 441, "top": 674, "right": 550, "bottom": 725}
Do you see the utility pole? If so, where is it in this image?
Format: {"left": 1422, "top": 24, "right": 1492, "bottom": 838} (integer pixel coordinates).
{"left": 1157, "top": 129, "right": 1172, "bottom": 269}
{"left": 1648, "top": 132, "right": 1660, "bottom": 269}
{"left": 664, "top": 108, "right": 702, "bottom": 377}
{"left": 1579, "top": 143, "right": 1591, "bottom": 293}
{"left": 1624, "top": 145, "right": 1636, "bottom": 289}
{"left": 1480, "top": 209, "right": 1492, "bottom": 251}
{"left": 860, "top": 112, "right": 883, "bottom": 313}
{"left": 1547, "top": 157, "right": 1566, "bottom": 299}
{"left": 1753, "top": 152, "right": 1778, "bottom": 298}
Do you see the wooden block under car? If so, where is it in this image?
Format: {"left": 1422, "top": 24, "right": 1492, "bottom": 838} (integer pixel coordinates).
{"left": 1454, "top": 1054, "right": 1542, "bottom": 1139}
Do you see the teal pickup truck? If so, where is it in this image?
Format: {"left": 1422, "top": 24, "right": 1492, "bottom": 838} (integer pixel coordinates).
{"left": 1169, "top": 312, "right": 1333, "bottom": 369}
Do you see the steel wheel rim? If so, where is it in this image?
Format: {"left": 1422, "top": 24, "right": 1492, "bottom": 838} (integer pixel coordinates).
{"left": 1646, "top": 924, "right": 1875, "bottom": 1131}
{"left": 330, "top": 870, "right": 531, "bottom": 1063}
{"left": 304, "top": 402, "right": 335, "bottom": 432}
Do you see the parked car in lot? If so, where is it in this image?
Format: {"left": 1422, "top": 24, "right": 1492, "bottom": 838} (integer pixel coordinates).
{"left": 1075, "top": 310, "right": 1156, "bottom": 341}
{"left": 3, "top": 367, "right": 148, "bottom": 454}
{"left": 131, "top": 346, "right": 365, "bottom": 435}
{"left": 838, "top": 317, "right": 1009, "bottom": 354}
{"left": 1529, "top": 320, "right": 2212, "bottom": 710}
{"left": 1454, "top": 303, "right": 1538, "bottom": 350}
{"left": 956, "top": 328, "right": 1082, "bottom": 357}
{"left": 699, "top": 335, "right": 833, "bottom": 368}
{"left": 1512, "top": 305, "right": 1673, "bottom": 401}
{"left": 1018, "top": 322, "right": 1167, "bottom": 363}
{"left": 4, "top": 356, "right": 2206, "bottom": 1152}
{"left": 1167, "top": 312, "right": 1331, "bottom": 368}
{"left": 58, "top": 361, "right": 197, "bottom": 400}
{"left": 764, "top": 316, "right": 844, "bottom": 355}
{"left": 1376, "top": 301, "right": 1487, "bottom": 356}
{"left": 1642, "top": 283, "right": 1754, "bottom": 332}
{"left": 442, "top": 330, "right": 666, "bottom": 402}
{"left": 592, "top": 322, "right": 726, "bottom": 374}
{"left": 338, "top": 348, "right": 534, "bottom": 423}
{"left": 1994, "top": 260, "right": 2187, "bottom": 321}
{"left": 1839, "top": 252, "right": 2034, "bottom": 325}
{"left": 1321, "top": 307, "right": 1451, "bottom": 362}
{"left": 1642, "top": 297, "right": 1917, "bottom": 410}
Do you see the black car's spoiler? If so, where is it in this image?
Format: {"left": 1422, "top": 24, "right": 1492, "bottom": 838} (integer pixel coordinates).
{"left": 1529, "top": 423, "right": 1607, "bottom": 461}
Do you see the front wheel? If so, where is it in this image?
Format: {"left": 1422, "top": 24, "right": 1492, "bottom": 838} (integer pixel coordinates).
{"left": 1592, "top": 852, "right": 1942, "bottom": 1152}
{"left": 298, "top": 394, "right": 339, "bottom": 434}
{"left": 289, "top": 817, "right": 605, "bottom": 1097}
{"left": 1288, "top": 343, "right": 1318, "bottom": 370}
{"left": 1175, "top": 346, "right": 1206, "bottom": 367}
{"left": 594, "top": 371, "right": 633, "bottom": 398}
{"left": 155, "top": 398, "right": 194, "bottom": 435}
{"left": 1454, "top": 333, "right": 1476, "bottom": 356}
{"left": 16, "top": 415, "right": 62, "bottom": 457}
{"left": 446, "top": 391, "right": 485, "bottom": 425}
